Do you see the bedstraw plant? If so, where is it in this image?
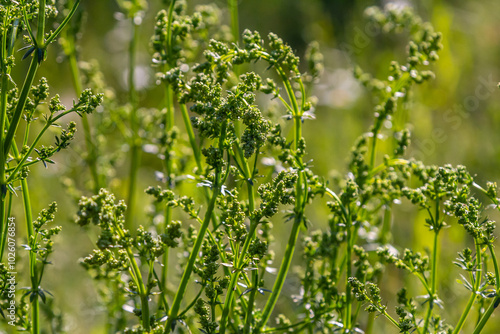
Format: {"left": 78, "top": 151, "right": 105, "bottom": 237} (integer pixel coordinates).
{"left": 72, "top": 2, "right": 500, "bottom": 334}
{"left": 0, "top": 0, "right": 102, "bottom": 333}
{"left": 2, "top": 1, "right": 500, "bottom": 334}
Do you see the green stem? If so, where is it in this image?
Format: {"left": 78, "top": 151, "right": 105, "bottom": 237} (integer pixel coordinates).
{"left": 44, "top": 0, "right": 81, "bottom": 46}
{"left": 256, "top": 75, "right": 304, "bottom": 332}
{"left": 37, "top": 0, "right": 46, "bottom": 47}
{"left": 228, "top": 0, "right": 239, "bottom": 42}
{"left": 219, "top": 158, "right": 256, "bottom": 333}
{"left": 152, "top": 267, "right": 169, "bottom": 314}
{"left": 453, "top": 241, "right": 482, "bottom": 334}
{"left": 345, "top": 213, "right": 353, "bottom": 331}
{"left": 488, "top": 242, "right": 500, "bottom": 291}
{"left": 489, "top": 243, "right": 500, "bottom": 291}
{"left": 6, "top": 106, "right": 77, "bottom": 183}
{"left": 472, "top": 296, "right": 500, "bottom": 334}
{"left": 423, "top": 197, "right": 441, "bottom": 334}
{"left": 164, "top": 184, "right": 220, "bottom": 333}
{"left": 0, "top": 193, "right": 12, "bottom": 262}
{"left": 65, "top": 16, "right": 101, "bottom": 192}
{"left": 67, "top": 45, "right": 82, "bottom": 94}
{"left": 472, "top": 190, "right": 500, "bottom": 333}
{"left": 21, "top": 178, "right": 39, "bottom": 334}
{"left": 423, "top": 230, "right": 440, "bottom": 333}
{"left": 113, "top": 223, "right": 150, "bottom": 331}
{"left": 244, "top": 270, "right": 259, "bottom": 334}
{"left": 0, "top": 44, "right": 9, "bottom": 261}
{"left": 380, "top": 308, "right": 400, "bottom": 329}
{"left": 3, "top": 56, "right": 39, "bottom": 158}
{"left": 0, "top": 195, "right": 6, "bottom": 261}
{"left": 369, "top": 133, "right": 377, "bottom": 170}
{"left": 161, "top": 0, "right": 176, "bottom": 300}
{"left": 165, "top": 0, "right": 176, "bottom": 66}
{"left": 140, "top": 294, "right": 151, "bottom": 332}
{"left": 180, "top": 103, "right": 202, "bottom": 171}
{"left": 366, "top": 204, "right": 393, "bottom": 334}
{"left": 258, "top": 220, "right": 301, "bottom": 330}
{"left": 125, "top": 16, "right": 141, "bottom": 227}
{"left": 177, "top": 285, "right": 205, "bottom": 318}
{"left": 165, "top": 122, "right": 227, "bottom": 334}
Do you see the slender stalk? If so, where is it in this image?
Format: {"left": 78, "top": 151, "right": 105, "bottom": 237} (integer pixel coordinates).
{"left": 453, "top": 241, "right": 482, "bottom": 334}
{"left": 472, "top": 209, "right": 500, "bottom": 333}
{"left": 219, "top": 148, "right": 256, "bottom": 333}
{"left": 180, "top": 103, "right": 202, "bottom": 171}
{"left": 113, "top": 221, "right": 151, "bottom": 331}
{"left": 422, "top": 230, "right": 439, "bottom": 333}
{"left": 473, "top": 246, "right": 500, "bottom": 334}
{"left": 488, "top": 243, "right": 500, "bottom": 292}
{"left": 164, "top": 183, "right": 220, "bottom": 333}
{"left": 36, "top": 0, "right": 47, "bottom": 46}
{"left": 258, "top": 217, "right": 301, "bottom": 330}
{"left": 64, "top": 5, "right": 101, "bottom": 192}
{"left": 160, "top": 86, "right": 175, "bottom": 314}
{"left": 369, "top": 134, "right": 377, "bottom": 170}
{"left": 21, "top": 178, "right": 39, "bottom": 334}
{"left": 366, "top": 204, "right": 393, "bottom": 334}
{"left": 16, "top": 3, "right": 47, "bottom": 332}
{"left": 140, "top": 294, "right": 151, "bottom": 332}
{"left": 165, "top": 0, "right": 176, "bottom": 65}
{"left": 244, "top": 271, "right": 259, "bottom": 333}
{"left": 125, "top": 16, "right": 141, "bottom": 227}
{"left": 228, "top": 0, "right": 239, "bottom": 42}
{"left": 422, "top": 197, "right": 441, "bottom": 333}
{"left": 6, "top": 106, "right": 78, "bottom": 183}
{"left": 472, "top": 296, "right": 499, "bottom": 334}
{"left": 0, "top": 195, "right": 6, "bottom": 261}
{"left": 160, "top": 0, "right": 177, "bottom": 309}
{"left": 3, "top": 56, "right": 39, "bottom": 158}
{"left": 0, "top": 32, "right": 9, "bottom": 260}
{"left": 177, "top": 285, "right": 205, "bottom": 318}
{"left": 164, "top": 122, "right": 228, "bottom": 333}
{"left": 0, "top": 193, "right": 13, "bottom": 261}
{"left": 256, "top": 69, "right": 304, "bottom": 332}
{"left": 44, "top": 0, "right": 81, "bottom": 46}
{"left": 345, "top": 212, "right": 353, "bottom": 331}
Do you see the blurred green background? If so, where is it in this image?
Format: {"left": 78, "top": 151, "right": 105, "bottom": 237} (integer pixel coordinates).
{"left": 5, "top": 0, "right": 500, "bottom": 333}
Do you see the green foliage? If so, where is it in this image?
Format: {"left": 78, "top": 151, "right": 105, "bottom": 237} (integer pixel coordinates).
{"left": 2, "top": 2, "right": 500, "bottom": 334}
